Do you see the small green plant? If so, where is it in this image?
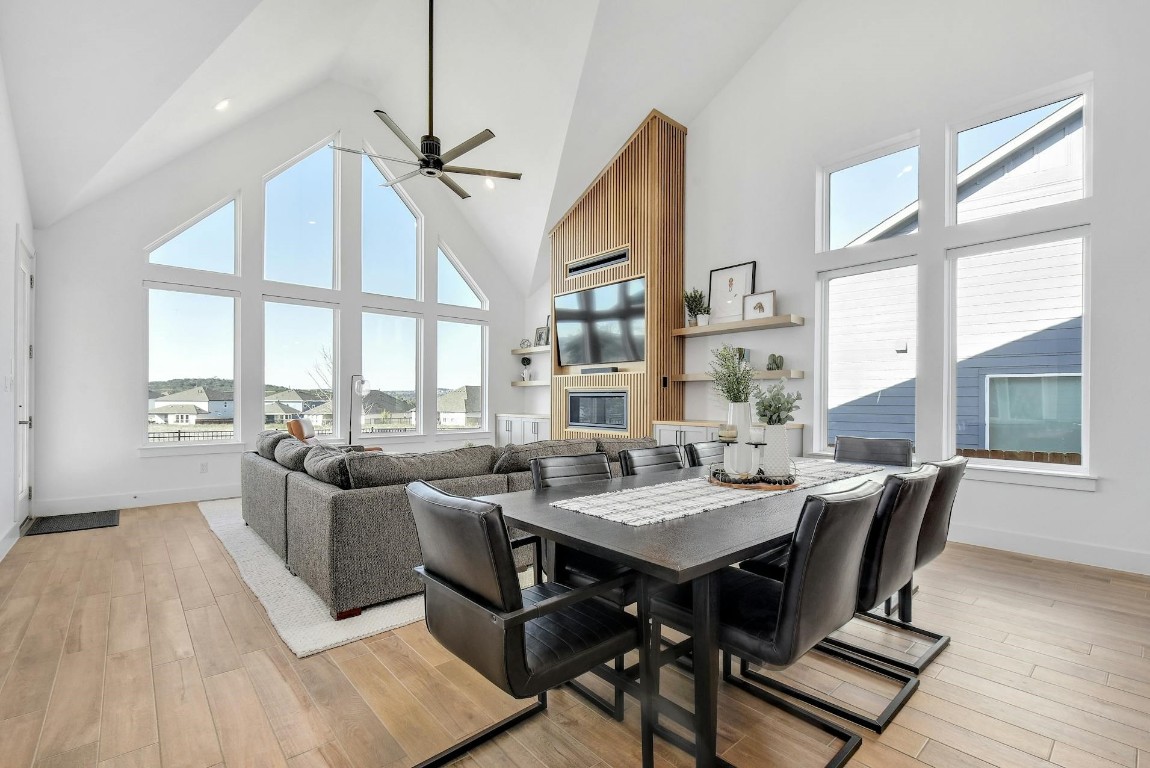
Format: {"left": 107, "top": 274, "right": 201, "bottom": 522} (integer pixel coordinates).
{"left": 709, "top": 344, "right": 760, "bottom": 403}
{"left": 683, "top": 288, "right": 709, "bottom": 319}
{"left": 755, "top": 379, "right": 802, "bottom": 424}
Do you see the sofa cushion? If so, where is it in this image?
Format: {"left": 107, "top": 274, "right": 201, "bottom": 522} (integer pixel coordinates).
{"left": 492, "top": 439, "right": 599, "bottom": 474}
{"left": 304, "top": 446, "right": 352, "bottom": 489}
{"left": 596, "top": 437, "right": 657, "bottom": 462}
{"left": 273, "top": 438, "right": 314, "bottom": 471}
{"left": 344, "top": 445, "right": 499, "bottom": 490}
{"left": 507, "top": 470, "right": 536, "bottom": 493}
{"left": 256, "top": 430, "right": 292, "bottom": 460}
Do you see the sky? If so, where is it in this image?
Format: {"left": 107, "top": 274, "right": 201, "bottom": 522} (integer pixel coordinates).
{"left": 829, "top": 96, "right": 1075, "bottom": 249}
{"left": 149, "top": 144, "right": 486, "bottom": 395}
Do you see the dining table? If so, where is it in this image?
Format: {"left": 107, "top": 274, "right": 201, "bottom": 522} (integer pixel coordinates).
{"left": 479, "top": 460, "right": 893, "bottom": 768}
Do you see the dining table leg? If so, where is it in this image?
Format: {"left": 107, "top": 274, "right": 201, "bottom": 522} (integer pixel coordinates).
{"left": 692, "top": 571, "right": 721, "bottom": 767}
{"left": 638, "top": 576, "right": 658, "bottom": 768}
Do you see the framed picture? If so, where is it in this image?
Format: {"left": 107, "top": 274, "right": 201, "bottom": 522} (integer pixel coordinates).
{"left": 742, "top": 290, "right": 776, "bottom": 320}
{"left": 534, "top": 326, "right": 550, "bottom": 347}
{"left": 708, "top": 261, "right": 756, "bottom": 323}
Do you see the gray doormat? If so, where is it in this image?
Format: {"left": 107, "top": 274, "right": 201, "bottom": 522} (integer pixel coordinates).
{"left": 25, "top": 510, "right": 119, "bottom": 536}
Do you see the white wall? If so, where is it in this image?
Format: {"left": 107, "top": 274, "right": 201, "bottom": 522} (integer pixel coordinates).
{"left": 684, "top": 0, "right": 1150, "bottom": 573}
{"left": 33, "top": 80, "right": 528, "bottom": 515}
{"left": 0, "top": 51, "right": 33, "bottom": 554}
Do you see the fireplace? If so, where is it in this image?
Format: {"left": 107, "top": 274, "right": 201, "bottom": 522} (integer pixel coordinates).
{"left": 568, "top": 390, "right": 629, "bottom": 431}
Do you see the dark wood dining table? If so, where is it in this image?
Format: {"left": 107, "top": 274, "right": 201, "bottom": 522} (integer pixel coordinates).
{"left": 480, "top": 462, "right": 891, "bottom": 768}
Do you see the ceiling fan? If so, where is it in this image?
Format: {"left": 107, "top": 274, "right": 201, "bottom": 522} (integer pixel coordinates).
{"left": 334, "top": 0, "right": 522, "bottom": 199}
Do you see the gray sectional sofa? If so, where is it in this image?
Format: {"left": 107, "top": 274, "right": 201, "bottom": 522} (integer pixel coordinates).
{"left": 240, "top": 430, "right": 654, "bottom": 619}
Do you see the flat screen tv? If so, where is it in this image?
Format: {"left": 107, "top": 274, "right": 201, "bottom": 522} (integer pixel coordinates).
{"left": 555, "top": 277, "right": 646, "bottom": 367}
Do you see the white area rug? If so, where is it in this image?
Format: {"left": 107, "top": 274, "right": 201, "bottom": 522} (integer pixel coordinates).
{"left": 199, "top": 498, "right": 424, "bottom": 658}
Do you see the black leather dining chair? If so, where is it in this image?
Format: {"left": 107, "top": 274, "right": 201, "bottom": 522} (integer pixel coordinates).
{"left": 646, "top": 482, "right": 885, "bottom": 768}
{"left": 619, "top": 445, "right": 686, "bottom": 475}
{"left": 406, "top": 481, "right": 640, "bottom": 766}
{"left": 834, "top": 435, "right": 914, "bottom": 466}
{"left": 684, "top": 440, "right": 724, "bottom": 468}
{"left": 740, "top": 465, "right": 938, "bottom": 731}
{"left": 529, "top": 453, "right": 637, "bottom": 720}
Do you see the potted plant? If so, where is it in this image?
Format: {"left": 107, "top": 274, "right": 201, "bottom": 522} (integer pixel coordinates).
{"left": 754, "top": 379, "right": 802, "bottom": 479}
{"left": 684, "top": 288, "right": 710, "bottom": 327}
{"left": 709, "top": 344, "right": 760, "bottom": 474}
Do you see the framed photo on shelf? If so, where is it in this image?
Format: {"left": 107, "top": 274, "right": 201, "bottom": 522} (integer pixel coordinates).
{"left": 708, "top": 261, "right": 756, "bottom": 324}
{"left": 742, "top": 290, "right": 776, "bottom": 320}
{"left": 533, "top": 326, "right": 550, "bottom": 347}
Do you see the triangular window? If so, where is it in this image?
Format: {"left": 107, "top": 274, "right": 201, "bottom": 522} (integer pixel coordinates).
{"left": 149, "top": 200, "right": 235, "bottom": 274}
{"left": 363, "top": 155, "right": 419, "bottom": 299}
{"left": 437, "top": 247, "right": 485, "bottom": 309}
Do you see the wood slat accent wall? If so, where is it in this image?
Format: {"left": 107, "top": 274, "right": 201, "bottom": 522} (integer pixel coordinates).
{"left": 549, "top": 110, "right": 686, "bottom": 439}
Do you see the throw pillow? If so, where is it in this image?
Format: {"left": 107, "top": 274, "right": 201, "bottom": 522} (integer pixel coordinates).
{"left": 595, "top": 437, "right": 657, "bottom": 462}
{"left": 255, "top": 430, "right": 292, "bottom": 460}
{"left": 492, "top": 439, "right": 599, "bottom": 474}
{"left": 273, "top": 438, "right": 313, "bottom": 472}
{"left": 304, "top": 446, "right": 352, "bottom": 490}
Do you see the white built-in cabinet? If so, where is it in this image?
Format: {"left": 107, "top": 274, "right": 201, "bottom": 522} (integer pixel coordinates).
{"left": 654, "top": 420, "right": 804, "bottom": 457}
{"left": 495, "top": 414, "right": 552, "bottom": 447}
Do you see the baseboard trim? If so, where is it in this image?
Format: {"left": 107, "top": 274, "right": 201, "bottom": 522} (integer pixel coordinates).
{"left": 31, "top": 484, "right": 241, "bottom": 517}
{"left": 0, "top": 521, "right": 20, "bottom": 562}
{"left": 950, "top": 523, "right": 1150, "bottom": 576}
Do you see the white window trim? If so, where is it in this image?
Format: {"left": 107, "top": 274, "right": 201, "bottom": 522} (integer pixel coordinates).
{"left": 945, "top": 75, "right": 1094, "bottom": 227}
{"left": 142, "top": 281, "right": 242, "bottom": 450}
{"left": 435, "top": 316, "right": 489, "bottom": 435}
{"left": 263, "top": 295, "right": 340, "bottom": 440}
{"left": 359, "top": 307, "right": 424, "bottom": 441}
{"left": 145, "top": 194, "right": 241, "bottom": 278}
{"left": 945, "top": 225, "right": 1092, "bottom": 476}
{"left": 436, "top": 240, "right": 489, "bottom": 310}
{"left": 814, "top": 254, "right": 919, "bottom": 454}
{"left": 816, "top": 130, "right": 920, "bottom": 255}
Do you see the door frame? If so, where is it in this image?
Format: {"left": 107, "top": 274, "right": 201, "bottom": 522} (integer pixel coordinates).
{"left": 14, "top": 227, "right": 34, "bottom": 525}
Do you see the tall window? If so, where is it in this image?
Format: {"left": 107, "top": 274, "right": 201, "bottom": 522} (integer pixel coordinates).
{"left": 264, "top": 301, "right": 336, "bottom": 434}
{"left": 265, "top": 143, "right": 335, "bottom": 288}
{"left": 437, "top": 247, "right": 484, "bottom": 308}
{"left": 147, "top": 289, "right": 236, "bottom": 442}
{"left": 362, "top": 155, "right": 418, "bottom": 298}
{"left": 827, "top": 145, "right": 919, "bottom": 250}
{"left": 952, "top": 235, "right": 1084, "bottom": 465}
{"left": 823, "top": 263, "right": 917, "bottom": 449}
{"left": 955, "top": 96, "right": 1084, "bottom": 224}
{"left": 362, "top": 312, "right": 419, "bottom": 434}
{"left": 437, "top": 320, "right": 484, "bottom": 431}
{"left": 149, "top": 200, "right": 236, "bottom": 274}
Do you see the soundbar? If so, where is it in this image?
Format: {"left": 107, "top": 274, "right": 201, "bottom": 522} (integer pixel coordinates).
{"left": 580, "top": 366, "right": 619, "bottom": 374}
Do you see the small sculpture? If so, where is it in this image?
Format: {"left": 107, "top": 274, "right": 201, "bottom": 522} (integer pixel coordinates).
{"left": 521, "top": 357, "right": 532, "bottom": 381}
{"left": 766, "top": 353, "right": 784, "bottom": 371}
{"left": 519, "top": 338, "right": 532, "bottom": 349}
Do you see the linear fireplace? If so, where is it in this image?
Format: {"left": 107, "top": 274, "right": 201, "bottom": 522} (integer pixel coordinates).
{"left": 568, "top": 390, "right": 629, "bottom": 431}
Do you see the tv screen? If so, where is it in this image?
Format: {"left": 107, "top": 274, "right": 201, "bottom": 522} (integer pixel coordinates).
{"left": 555, "top": 277, "right": 646, "bottom": 367}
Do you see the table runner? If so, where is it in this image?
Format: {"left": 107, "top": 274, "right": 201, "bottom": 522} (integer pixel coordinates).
{"left": 550, "top": 458, "right": 884, "bottom": 526}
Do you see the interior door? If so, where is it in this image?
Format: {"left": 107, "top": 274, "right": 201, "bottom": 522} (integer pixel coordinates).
{"left": 14, "top": 238, "right": 34, "bottom": 524}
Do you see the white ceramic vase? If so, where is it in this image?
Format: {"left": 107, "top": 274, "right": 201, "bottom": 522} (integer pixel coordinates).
{"left": 726, "top": 401, "right": 754, "bottom": 475}
{"left": 758, "top": 422, "right": 791, "bottom": 479}
{"left": 697, "top": 314, "right": 711, "bottom": 326}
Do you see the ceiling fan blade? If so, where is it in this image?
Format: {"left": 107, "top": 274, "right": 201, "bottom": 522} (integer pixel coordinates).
{"left": 439, "top": 129, "right": 495, "bottom": 163}
{"left": 332, "top": 146, "right": 420, "bottom": 166}
{"left": 380, "top": 170, "right": 423, "bottom": 187}
{"left": 443, "top": 165, "right": 523, "bottom": 181}
{"left": 439, "top": 174, "right": 471, "bottom": 199}
{"left": 374, "top": 110, "right": 426, "bottom": 160}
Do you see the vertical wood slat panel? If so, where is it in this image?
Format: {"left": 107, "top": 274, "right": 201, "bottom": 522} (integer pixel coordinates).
{"left": 548, "top": 111, "right": 686, "bottom": 439}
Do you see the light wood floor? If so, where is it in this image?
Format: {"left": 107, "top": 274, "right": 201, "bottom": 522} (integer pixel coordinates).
{"left": 0, "top": 503, "right": 1148, "bottom": 768}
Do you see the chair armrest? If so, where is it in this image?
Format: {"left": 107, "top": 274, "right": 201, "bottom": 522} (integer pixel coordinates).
{"left": 510, "top": 534, "right": 541, "bottom": 550}
{"left": 414, "top": 566, "right": 636, "bottom": 630}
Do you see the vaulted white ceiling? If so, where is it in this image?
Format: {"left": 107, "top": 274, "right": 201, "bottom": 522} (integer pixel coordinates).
{"left": 0, "top": 0, "right": 801, "bottom": 292}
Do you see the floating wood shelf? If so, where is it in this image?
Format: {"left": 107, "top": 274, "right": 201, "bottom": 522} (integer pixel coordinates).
{"left": 511, "top": 380, "right": 551, "bottom": 387}
{"left": 672, "top": 369, "right": 805, "bottom": 382}
{"left": 511, "top": 345, "right": 551, "bottom": 355}
{"left": 672, "top": 315, "right": 805, "bottom": 338}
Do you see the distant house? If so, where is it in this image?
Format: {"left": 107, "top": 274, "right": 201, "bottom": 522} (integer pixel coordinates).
{"left": 151, "top": 386, "right": 233, "bottom": 423}
{"left": 362, "top": 391, "right": 417, "bottom": 429}
{"left": 301, "top": 401, "right": 332, "bottom": 427}
{"left": 265, "top": 389, "right": 329, "bottom": 413}
{"left": 435, "top": 386, "right": 483, "bottom": 427}
{"left": 264, "top": 400, "right": 302, "bottom": 424}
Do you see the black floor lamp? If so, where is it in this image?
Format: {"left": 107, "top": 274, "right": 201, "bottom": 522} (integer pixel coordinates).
{"left": 348, "top": 374, "right": 371, "bottom": 445}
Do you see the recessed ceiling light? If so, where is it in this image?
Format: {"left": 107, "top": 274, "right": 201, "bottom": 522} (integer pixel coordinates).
{"left": 214, "top": 99, "right": 230, "bottom": 112}
{"left": 484, "top": 178, "right": 496, "bottom": 190}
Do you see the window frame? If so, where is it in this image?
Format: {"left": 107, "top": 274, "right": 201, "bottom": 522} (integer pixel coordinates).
{"left": 262, "top": 295, "right": 341, "bottom": 440}
{"left": 142, "top": 281, "right": 242, "bottom": 448}
{"left": 815, "top": 254, "right": 920, "bottom": 454}
{"left": 945, "top": 79, "right": 1094, "bottom": 228}
{"left": 145, "top": 195, "right": 241, "bottom": 277}
{"left": 362, "top": 144, "right": 425, "bottom": 301}
{"left": 945, "top": 225, "right": 1092, "bottom": 474}
{"left": 359, "top": 307, "right": 423, "bottom": 440}
{"left": 816, "top": 130, "right": 921, "bottom": 254}
{"left": 434, "top": 315, "right": 489, "bottom": 434}
{"left": 436, "top": 241, "right": 488, "bottom": 310}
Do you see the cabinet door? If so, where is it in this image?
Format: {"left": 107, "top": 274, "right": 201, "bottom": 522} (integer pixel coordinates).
{"left": 525, "top": 419, "right": 550, "bottom": 443}
{"left": 496, "top": 417, "right": 515, "bottom": 447}
{"left": 680, "top": 426, "right": 711, "bottom": 448}
{"left": 510, "top": 419, "right": 527, "bottom": 445}
{"left": 653, "top": 425, "right": 679, "bottom": 446}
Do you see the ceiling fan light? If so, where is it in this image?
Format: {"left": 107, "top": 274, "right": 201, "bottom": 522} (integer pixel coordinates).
{"left": 213, "top": 98, "right": 230, "bottom": 112}
{"left": 485, "top": 178, "right": 496, "bottom": 190}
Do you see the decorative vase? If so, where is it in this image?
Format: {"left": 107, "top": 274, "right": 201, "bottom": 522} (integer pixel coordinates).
{"left": 687, "top": 315, "right": 698, "bottom": 327}
{"left": 697, "top": 314, "right": 711, "bottom": 326}
{"left": 726, "top": 401, "right": 754, "bottom": 475}
{"left": 758, "top": 423, "right": 791, "bottom": 479}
